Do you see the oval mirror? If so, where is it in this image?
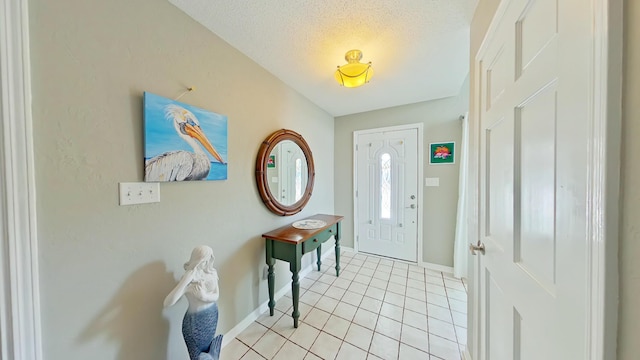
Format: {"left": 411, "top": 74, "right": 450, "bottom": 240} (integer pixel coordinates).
{"left": 256, "top": 129, "right": 315, "bottom": 216}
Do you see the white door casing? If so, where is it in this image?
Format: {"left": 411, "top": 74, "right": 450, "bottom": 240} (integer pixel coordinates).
{"left": 473, "top": 0, "right": 616, "bottom": 359}
{"left": 354, "top": 125, "right": 422, "bottom": 262}
{"left": 0, "top": 0, "right": 43, "bottom": 358}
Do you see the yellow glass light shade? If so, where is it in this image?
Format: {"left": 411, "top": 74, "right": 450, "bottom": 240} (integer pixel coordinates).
{"left": 334, "top": 50, "right": 374, "bottom": 88}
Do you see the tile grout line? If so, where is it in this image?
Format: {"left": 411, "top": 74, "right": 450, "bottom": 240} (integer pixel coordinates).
{"left": 232, "top": 252, "right": 466, "bottom": 360}
{"left": 424, "top": 268, "right": 433, "bottom": 357}
{"left": 443, "top": 273, "right": 464, "bottom": 353}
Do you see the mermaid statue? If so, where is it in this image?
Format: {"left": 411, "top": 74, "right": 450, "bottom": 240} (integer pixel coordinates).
{"left": 164, "top": 246, "right": 223, "bottom": 360}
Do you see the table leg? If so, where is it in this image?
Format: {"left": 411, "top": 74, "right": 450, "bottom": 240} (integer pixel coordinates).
{"left": 334, "top": 223, "right": 341, "bottom": 276}
{"left": 266, "top": 240, "right": 276, "bottom": 316}
{"left": 290, "top": 265, "right": 301, "bottom": 328}
{"left": 316, "top": 244, "right": 322, "bottom": 271}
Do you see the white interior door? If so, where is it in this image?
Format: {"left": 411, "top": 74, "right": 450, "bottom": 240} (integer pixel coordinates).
{"left": 355, "top": 128, "right": 418, "bottom": 262}
{"left": 280, "top": 141, "right": 307, "bottom": 204}
{"left": 476, "top": 0, "right": 592, "bottom": 358}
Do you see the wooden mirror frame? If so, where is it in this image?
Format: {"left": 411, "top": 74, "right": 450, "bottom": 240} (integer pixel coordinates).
{"left": 255, "top": 129, "right": 315, "bottom": 216}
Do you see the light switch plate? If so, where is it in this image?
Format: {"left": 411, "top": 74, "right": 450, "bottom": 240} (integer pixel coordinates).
{"left": 119, "top": 182, "right": 160, "bottom": 205}
{"left": 425, "top": 177, "right": 440, "bottom": 187}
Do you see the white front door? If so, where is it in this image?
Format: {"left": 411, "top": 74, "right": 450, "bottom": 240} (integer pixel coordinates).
{"left": 280, "top": 141, "right": 307, "bottom": 204}
{"left": 355, "top": 127, "right": 419, "bottom": 262}
{"left": 476, "top": 0, "right": 592, "bottom": 358}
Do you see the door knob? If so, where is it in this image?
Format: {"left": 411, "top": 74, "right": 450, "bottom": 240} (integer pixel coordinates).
{"left": 406, "top": 204, "right": 416, "bottom": 209}
{"left": 469, "top": 241, "right": 485, "bottom": 255}
{"left": 410, "top": 195, "right": 416, "bottom": 199}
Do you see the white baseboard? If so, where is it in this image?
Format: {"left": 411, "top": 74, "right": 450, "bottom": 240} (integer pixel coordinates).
{"left": 339, "top": 246, "right": 355, "bottom": 254}
{"left": 463, "top": 348, "right": 472, "bottom": 360}
{"left": 344, "top": 247, "right": 455, "bottom": 275}
{"left": 420, "top": 261, "right": 455, "bottom": 274}
{"left": 222, "top": 248, "right": 335, "bottom": 348}
{"left": 221, "top": 279, "right": 291, "bottom": 347}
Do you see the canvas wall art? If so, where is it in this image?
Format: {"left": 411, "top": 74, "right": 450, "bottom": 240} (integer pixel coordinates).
{"left": 144, "top": 92, "right": 228, "bottom": 181}
{"left": 429, "top": 141, "right": 455, "bottom": 164}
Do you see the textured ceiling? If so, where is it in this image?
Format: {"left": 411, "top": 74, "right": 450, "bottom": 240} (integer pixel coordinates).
{"left": 169, "top": 0, "right": 475, "bottom": 117}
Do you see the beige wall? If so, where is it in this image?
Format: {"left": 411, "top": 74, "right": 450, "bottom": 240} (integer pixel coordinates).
{"left": 334, "top": 81, "right": 469, "bottom": 267}
{"left": 28, "top": 0, "right": 334, "bottom": 358}
{"left": 619, "top": 0, "right": 640, "bottom": 358}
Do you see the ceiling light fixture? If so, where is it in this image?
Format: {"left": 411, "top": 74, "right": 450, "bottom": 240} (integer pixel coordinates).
{"left": 334, "top": 49, "right": 373, "bottom": 88}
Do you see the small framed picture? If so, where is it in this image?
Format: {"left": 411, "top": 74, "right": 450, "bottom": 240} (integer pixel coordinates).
{"left": 267, "top": 155, "right": 276, "bottom": 168}
{"left": 429, "top": 141, "right": 455, "bottom": 164}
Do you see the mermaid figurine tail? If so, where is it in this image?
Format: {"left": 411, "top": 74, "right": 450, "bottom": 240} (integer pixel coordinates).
{"left": 198, "top": 334, "right": 223, "bottom": 360}
{"left": 183, "top": 303, "right": 223, "bottom": 360}
{"left": 194, "top": 335, "right": 223, "bottom": 360}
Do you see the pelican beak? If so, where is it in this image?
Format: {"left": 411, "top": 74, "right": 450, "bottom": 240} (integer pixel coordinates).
{"left": 184, "top": 124, "right": 226, "bottom": 164}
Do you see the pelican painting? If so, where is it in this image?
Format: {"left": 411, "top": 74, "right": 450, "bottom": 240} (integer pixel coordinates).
{"left": 144, "top": 92, "right": 228, "bottom": 181}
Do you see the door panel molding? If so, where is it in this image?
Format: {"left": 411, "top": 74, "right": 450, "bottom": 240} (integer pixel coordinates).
{"left": 353, "top": 123, "right": 424, "bottom": 263}
{"left": 470, "top": 0, "right": 622, "bottom": 359}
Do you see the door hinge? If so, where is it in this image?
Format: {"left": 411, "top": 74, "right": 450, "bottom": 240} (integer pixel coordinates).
{"left": 355, "top": 190, "right": 358, "bottom": 197}
{"left": 356, "top": 144, "right": 358, "bottom": 151}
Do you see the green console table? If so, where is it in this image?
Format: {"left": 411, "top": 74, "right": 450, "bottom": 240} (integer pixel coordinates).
{"left": 263, "top": 214, "right": 343, "bottom": 328}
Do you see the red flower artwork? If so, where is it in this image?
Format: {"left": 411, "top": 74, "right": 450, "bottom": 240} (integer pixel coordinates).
{"left": 434, "top": 145, "right": 451, "bottom": 159}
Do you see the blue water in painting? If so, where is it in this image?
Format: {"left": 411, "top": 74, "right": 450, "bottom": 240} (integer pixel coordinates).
{"left": 144, "top": 92, "right": 228, "bottom": 181}
{"left": 208, "top": 162, "right": 227, "bottom": 181}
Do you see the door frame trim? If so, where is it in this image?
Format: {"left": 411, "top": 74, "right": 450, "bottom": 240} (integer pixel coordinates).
{"left": 588, "top": 0, "right": 622, "bottom": 358}
{"left": 470, "top": 0, "right": 622, "bottom": 359}
{"left": 352, "top": 123, "right": 424, "bottom": 263}
{"left": 0, "top": 0, "right": 43, "bottom": 358}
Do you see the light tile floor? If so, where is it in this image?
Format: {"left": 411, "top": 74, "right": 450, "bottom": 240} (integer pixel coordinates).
{"left": 222, "top": 251, "right": 468, "bottom": 360}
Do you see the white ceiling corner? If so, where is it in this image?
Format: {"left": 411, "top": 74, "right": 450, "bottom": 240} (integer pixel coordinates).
{"left": 169, "top": 0, "right": 474, "bottom": 117}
